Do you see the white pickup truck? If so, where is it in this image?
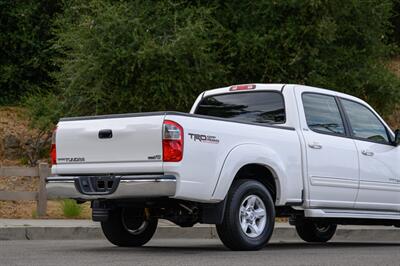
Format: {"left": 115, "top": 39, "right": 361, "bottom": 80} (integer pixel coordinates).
{"left": 46, "top": 84, "right": 400, "bottom": 250}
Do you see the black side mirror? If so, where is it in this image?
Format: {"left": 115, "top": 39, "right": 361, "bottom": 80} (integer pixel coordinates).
{"left": 395, "top": 129, "right": 400, "bottom": 146}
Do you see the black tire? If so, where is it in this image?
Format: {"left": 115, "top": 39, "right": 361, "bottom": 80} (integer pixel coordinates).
{"left": 295, "top": 220, "right": 337, "bottom": 243}
{"left": 216, "top": 179, "right": 275, "bottom": 251}
{"left": 101, "top": 207, "right": 158, "bottom": 247}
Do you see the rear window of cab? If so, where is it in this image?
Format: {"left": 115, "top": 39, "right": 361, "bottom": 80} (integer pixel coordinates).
{"left": 195, "top": 91, "right": 285, "bottom": 124}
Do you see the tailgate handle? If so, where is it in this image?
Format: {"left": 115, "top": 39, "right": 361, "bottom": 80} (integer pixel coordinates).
{"left": 98, "top": 129, "right": 113, "bottom": 139}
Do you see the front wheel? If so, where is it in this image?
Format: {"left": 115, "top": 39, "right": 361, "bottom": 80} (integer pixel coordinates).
{"left": 295, "top": 220, "right": 337, "bottom": 243}
{"left": 101, "top": 207, "right": 158, "bottom": 247}
{"left": 216, "top": 179, "right": 275, "bottom": 251}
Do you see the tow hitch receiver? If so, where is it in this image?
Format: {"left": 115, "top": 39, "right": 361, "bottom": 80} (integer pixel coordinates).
{"left": 75, "top": 176, "right": 120, "bottom": 195}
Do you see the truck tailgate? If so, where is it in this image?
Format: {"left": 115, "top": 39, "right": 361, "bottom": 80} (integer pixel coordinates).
{"left": 55, "top": 114, "right": 164, "bottom": 172}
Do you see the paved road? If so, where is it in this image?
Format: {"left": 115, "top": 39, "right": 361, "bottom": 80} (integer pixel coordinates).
{"left": 1, "top": 239, "right": 400, "bottom": 266}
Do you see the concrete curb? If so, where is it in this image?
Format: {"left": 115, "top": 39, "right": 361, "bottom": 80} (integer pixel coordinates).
{"left": 1, "top": 220, "right": 400, "bottom": 241}
{"left": 0, "top": 225, "right": 218, "bottom": 241}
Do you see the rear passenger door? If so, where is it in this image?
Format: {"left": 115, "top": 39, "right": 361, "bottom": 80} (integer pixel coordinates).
{"left": 340, "top": 99, "right": 400, "bottom": 212}
{"left": 297, "top": 92, "right": 359, "bottom": 209}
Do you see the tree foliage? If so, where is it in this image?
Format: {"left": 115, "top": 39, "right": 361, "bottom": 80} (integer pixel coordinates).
{"left": 6, "top": 0, "right": 400, "bottom": 128}
{"left": 213, "top": 0, "right": 400, "bottom": 114}
{"left": 0, "top": 0, "right": 61, "bottom": 105}
{"left": 48, "top": 0, "right": 227, "bottom": 118}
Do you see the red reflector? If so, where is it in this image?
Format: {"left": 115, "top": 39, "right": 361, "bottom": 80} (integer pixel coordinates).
{"left": 230, "top": 84, "right": 256, "bottom": 91}
{"left": 163, "top": 120, "right": 183, "bottom": 162}
{"left": 50, "top": 126, "right": 57, "bottom": 165}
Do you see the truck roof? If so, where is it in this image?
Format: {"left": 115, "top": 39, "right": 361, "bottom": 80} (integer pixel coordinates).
{"left": 203, "top": 83, "right": 364, "bottom": 105}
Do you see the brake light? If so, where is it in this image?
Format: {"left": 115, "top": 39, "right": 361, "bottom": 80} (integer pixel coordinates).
{"left": 50, "top": 126, "right": 57, "bottom": 165}
{"left": 163, "top": 120, "right": 183, "bottom": 162}
{"left": 230, "top": 84, "right": 256, "bottom": 91}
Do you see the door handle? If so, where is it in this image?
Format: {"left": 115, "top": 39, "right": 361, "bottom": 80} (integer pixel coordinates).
{"left": 308, "top": 143, "right": 323, "bottom": 149}
{"left": 361, "top": 150, "right": 374, "bottom": 157}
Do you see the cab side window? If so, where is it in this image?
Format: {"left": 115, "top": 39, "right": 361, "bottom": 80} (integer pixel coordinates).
{"left": 302, "top": 93, "right": 346, "bottom": 135}
{"left": 341, "top": 99, "right": 389, "bottom": 144}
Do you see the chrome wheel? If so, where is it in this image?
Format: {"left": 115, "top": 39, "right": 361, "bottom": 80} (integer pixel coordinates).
{"left": 217, "top": 180, "right": 275, "bottom": 250}
{"left": 239, "top": 195, "right": 267, "bottom": 238}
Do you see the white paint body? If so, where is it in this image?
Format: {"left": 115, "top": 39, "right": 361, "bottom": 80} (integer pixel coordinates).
{"left": 53, "top": 84, "right": 400, "bottom": 219}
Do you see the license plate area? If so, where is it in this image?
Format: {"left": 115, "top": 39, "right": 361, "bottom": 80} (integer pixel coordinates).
{"left": 75, "top": 176, "right": 120, "bottom": 195}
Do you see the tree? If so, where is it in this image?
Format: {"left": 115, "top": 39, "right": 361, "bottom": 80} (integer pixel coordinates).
{"left": 0, "top": 0, "right": 61, "bottom": 105}
{"left": 26, "top": 0, "right": 400, "bottom": 128}
{"left": 212, "top": 0, "right": 400, "bottom": 114}
{"left": 48, "top": 0, "right": 227, "bottom": 117}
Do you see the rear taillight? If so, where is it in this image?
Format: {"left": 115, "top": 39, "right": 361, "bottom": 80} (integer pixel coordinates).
{"left": 163, "top": 120, "right": 183, "bottom": 162}
{"left": 230, "top": 84, "right": 256, "bottom": 91}
{"left": 50, "top": 126, "right": 57, "bottom": 165}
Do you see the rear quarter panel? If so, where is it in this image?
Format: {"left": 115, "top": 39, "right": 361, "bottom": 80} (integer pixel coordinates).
{"left": 164, "top": 114, "right": 302, "bottom": 204}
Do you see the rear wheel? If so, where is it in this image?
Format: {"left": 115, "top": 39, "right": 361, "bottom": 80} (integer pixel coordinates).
{"left": 295, "top": 220, "right": 337, "bottom": 243}
{"left": 216, "top": 179, "right": 275, "bottom": 251}
{"left": 101, "top": 207, "right": 158, "bottom": 247}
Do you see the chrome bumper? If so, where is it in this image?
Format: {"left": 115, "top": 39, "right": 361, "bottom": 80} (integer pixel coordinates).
{"left": 46, "top": 175, "right": 176, "bottom": 200}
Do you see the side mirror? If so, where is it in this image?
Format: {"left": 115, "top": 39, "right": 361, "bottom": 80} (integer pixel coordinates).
{"left": 395, "top": 129, "right": 400, "bottom": 146}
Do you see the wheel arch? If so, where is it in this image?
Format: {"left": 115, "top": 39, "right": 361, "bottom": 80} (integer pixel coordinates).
{"left": 234, "top": 163, "right": 279, "bottom": 202}
{"left": 211, "top": 144, "right": 287, "bottom": 205}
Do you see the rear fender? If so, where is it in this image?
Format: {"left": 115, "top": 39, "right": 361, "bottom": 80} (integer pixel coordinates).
{"left": 211, "top": 144, "right": 287, "bottom": 205}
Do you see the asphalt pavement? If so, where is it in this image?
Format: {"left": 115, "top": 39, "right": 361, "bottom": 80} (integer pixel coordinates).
{"left": 1, "top": 239, "right": 400, "bottom": 266}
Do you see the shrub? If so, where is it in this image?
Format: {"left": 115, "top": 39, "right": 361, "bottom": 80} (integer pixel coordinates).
{"left": 25, "top": 0, "right": 400, "bottom": 129}
{"left": 212, "top": 0, "right": 400, "bottom": 114}
{"left": 61, "top": 199, "right": 82, "bottom": 218}
{"left": 0, "top": 0, "right": 61, "bottom": 105}
{"left": 22, "top": 93, "right": 60, "bottom": 165}
{"left": 50, "top": 0, "right": 227, "bottom": 117}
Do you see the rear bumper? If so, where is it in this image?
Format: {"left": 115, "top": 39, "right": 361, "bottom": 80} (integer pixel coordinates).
{"left": 46, "top": 175, "right": 176, "bottom": 200}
